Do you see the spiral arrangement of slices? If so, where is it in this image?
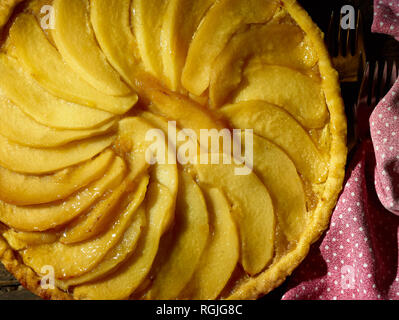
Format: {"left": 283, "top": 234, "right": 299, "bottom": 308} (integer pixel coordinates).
{"left": 0, "top": 0, "right": 333, "bottom": 300}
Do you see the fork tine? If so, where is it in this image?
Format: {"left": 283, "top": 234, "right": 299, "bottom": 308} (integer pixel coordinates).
{"left": 370, "top": 62, "right": 379, "bottom": 108}
{"left": 379, "top": 61, "right": 388, "bottom": 100}
{"left": 391, "top": 61, "right": 398, "bottom": 87}
{"left": 358, "top": 62, "right": 370, "bottom": 99}
{"left": 355, "top": 10, "right": 366, "bottom": 69}
{"left": 327, "top": 11, "right": 335, "bottom": 55}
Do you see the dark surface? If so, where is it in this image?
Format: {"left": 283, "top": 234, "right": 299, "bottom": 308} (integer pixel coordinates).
{"left": 1, "top": 0, "right": 398, "bottom": 301}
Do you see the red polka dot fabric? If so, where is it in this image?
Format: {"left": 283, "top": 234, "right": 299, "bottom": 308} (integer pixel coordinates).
{"left": 282, "top": 0, "right": 399, "bottom": 300}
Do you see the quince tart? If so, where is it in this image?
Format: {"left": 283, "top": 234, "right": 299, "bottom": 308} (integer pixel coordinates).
{"left": 0, "top": 0, "right": 347, "bottom": 300}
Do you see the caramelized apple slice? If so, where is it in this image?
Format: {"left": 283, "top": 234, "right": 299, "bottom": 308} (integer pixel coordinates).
{"left": 181, "top": 187, "right": 239, "bottom": 300}
{"left": 90, "top": 0, "right": 138, "bottom": 87}
{"left": 0, "top": 133, "right": 115, "bottom": 175}
{"left": 145, "top": 172, "right": 209, "bottom": 300}
{"left": 21, "top": 175, "right": 145, "bottom": 280}
{"left": 196, "top": 155, "right": 275, "bottom": 276}
{"left": 10, "top": 14, "right": 137, "bottom": 114}
{"left": 142, "top": 85, "right": 225, "bottom": 139}
{"left": 2, "top": 230, "right": 59, "bottom": 250}
{"left": 0, "top": 95, "right": 116, "bottom": 148}
{"left": 161, "top": 0, "right": 216, "bottom": 90}
{"left": 118, "top": 117, "right": 178, "bottom": 235}
{"left": 209, "top": 23, "right": 318, "bottom": 107}
{"left": 221, "top": 101, "right": 328, "bottom": 183}
{"left": 131, "top": 0, "right": 168, "bottom": 80}
{"left": 182, "top": 0, "right": 277, "bottom": 95}
{"left": 118, "top": 117, "right": 161, "bottom": 180}
{"left": 250, "top": 134, "right": 307, "bottom": 241}
{"left": 52, "top": 0, "right": 131, "bottom": 96}
{"left": 73, "top": 183, "right": 175, "bottom": 300}
{"left": 0, "top": 157, "right": 126, "bottom": 232}
{"left": 0, "top": 149, "right": 114, "bottom": 206}
{"left": 0, "top": 54, "right": 114, "bottom": 130}
{"left": 233, "top": 64, "right": 328, "bottom": 128}
{"left": 60, "top": 174, "right": 149, "bottom": 244}
{"left": 57, "top": 207, "right": 146, "bottom": 290}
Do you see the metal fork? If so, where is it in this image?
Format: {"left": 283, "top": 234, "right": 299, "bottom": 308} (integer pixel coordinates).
{"left": 327, "top": 9, "right": 366, "bottom": 82}
{"left": 350, "top": 61, "right": 398, "bottom": 150}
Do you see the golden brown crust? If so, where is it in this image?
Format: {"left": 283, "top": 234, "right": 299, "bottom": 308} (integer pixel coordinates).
{"left": 0, "top": 235, "right": 72, "bottom": 300}
{"left": 0, "top": 0, "right": 347, "bottom": 300}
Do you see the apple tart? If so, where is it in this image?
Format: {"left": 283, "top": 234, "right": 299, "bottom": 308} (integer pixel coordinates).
{"left": 0, "top": 0, "right": 347, "bottom": 300}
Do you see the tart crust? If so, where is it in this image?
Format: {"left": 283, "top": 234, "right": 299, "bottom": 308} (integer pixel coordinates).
{"left": 0, "top": 0, "right": 347, "bottom": 300}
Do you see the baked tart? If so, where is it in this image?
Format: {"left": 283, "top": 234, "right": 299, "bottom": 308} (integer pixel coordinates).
{"left": 0, "top": 0, "right": 347, "bottom": 300}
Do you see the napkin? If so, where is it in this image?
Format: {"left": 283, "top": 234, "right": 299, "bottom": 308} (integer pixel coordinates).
{"left": 282, "top": 0, "right": 399, "bottom": 300}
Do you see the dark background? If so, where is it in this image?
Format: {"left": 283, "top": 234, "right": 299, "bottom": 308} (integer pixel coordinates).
{"left": 1, "top": 0, "right": 398, "bottom": 300}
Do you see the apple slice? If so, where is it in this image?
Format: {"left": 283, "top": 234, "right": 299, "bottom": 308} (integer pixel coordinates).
{"left": 60, "top": 174, "right": 149, "bottom": 244}
{"left": 0, "top": 157, "right": 126, "bottom": 232}
{"left": 221, "top": 101, "right": 328, "bottom": 183}
{"left": 0, "top": 149, "right": 114, "bottom": 206}
{"left": 57, "top": 207, "right": 146, "bottom": 290}
{"left": 182, "top": 0, "right": 277, "bottom": 95}
{"left": 90, "top": 0, "right": 138, "bottom": 87}
{"left": 161, "top": 0, "right": 216, "bottom": 90}
{"left": 195, "top": 161, "right": 275, "bottom": 275}
{"left": 9, "top": 13, "right": 137, "bottom": 114}
{"left": 142, "top": 84, "right": 225, "bottom": 139}
{"left": 233, "top": 64, "right": 328, "bottom": 128}
{"left": 180, "top": 187, "right": 239, "bottom": 300}
{"left": 196, "top": 155, "right": 275, "bottom": 275}
{"left": 145, "top": 172, "right": 209, "bottom": 300}
{"left": 2, "top": 229, "right": 59, "bottom": 251}
{"left": 0, "top": 94, "right": 116, "bottom": 148}
{"left": 209, "top": 23, "right": 318, "bottom": 107}
{"left": 21, "top": 175, "right": 145, "bottom": 280}
{"left": 117, "top": 117, "right": 159, "bottom": 181}
{"left": 250, "top": 134, "right": 307, "bottom": 241}
{"left": 131, "top": 0, "right": 168, "bottom": 80}
{"left": 52, "top": 0, "right": 131, "bottom": 96}
{"left": 0, "top": 132, "right": 115, "bottom": 175}
{"left": 73, "top": 182, "right": 175, "bottom": 300}
{"left": 0, "top": 54, "right": 114, "bottom": 130}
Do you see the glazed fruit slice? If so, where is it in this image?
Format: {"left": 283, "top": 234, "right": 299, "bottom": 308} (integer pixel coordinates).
{"left": 0, "top": 157, "right": 126, "bottom": 232}
{"left": 221, "top": 101, "right": 328, "bottom": 183}
{"left": 2, "top": 230, "right": 59, "bottom": 251}
{"left": 52, "top": 0, "right": 131, "bottom": 96}
{"left": 0, "top": 54, "right": 114, "bottom": 130}
{"left": 161, "top": 0, "right": 216, "bottom": 90}
{"left": 57, "top": 207, "right": 146, "bottom": 290}
{"left": 196, "top": 155, "right": 275, "bottom": 276}
{"left": 73, "top": 183, "right": 176, "bottom": 300}
{"left": 0, "top": 149, "right": 114, "bottom": 206}
{"left": 209, "top": 23, "right": 317, "bottom": 107}
{"left": 0, "top": 133, "right": 115, "bottom": 174}
{"left": 142, "top": 84, "right": 224, "bottom": 139}
{"left": 10, "top": 13, "right": 137, "bottom": 114}
{"left": 233, "top": 64, "right": 328, "bottom": 128}
{"left": 182, "top": 0, "right": 278, "bottom": 95}
{"left": 0, "top": 95, "right": 116, "bottom": 148}
{"left": 20, "top": 179, "right": 145, "bottom": 280}
{"left": 117, "top": 117, "right": 159, "bottom": 180}
{"left": 60, "top": 174, "right": 149, "bottom": 244}
{"left": 249, "top": 134, "right": 307, "bottom": 241}
{"left": 145, "top": 172, "right": 209, "bottom": 300}
{"left": 90, "top": 0, "right": 138, "bottom": 87}
{"left": 132, "top": 0, "right": 168, "bottom": 80}
{"left": 181, "top": 187, "right": 239, "bottom": 300}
